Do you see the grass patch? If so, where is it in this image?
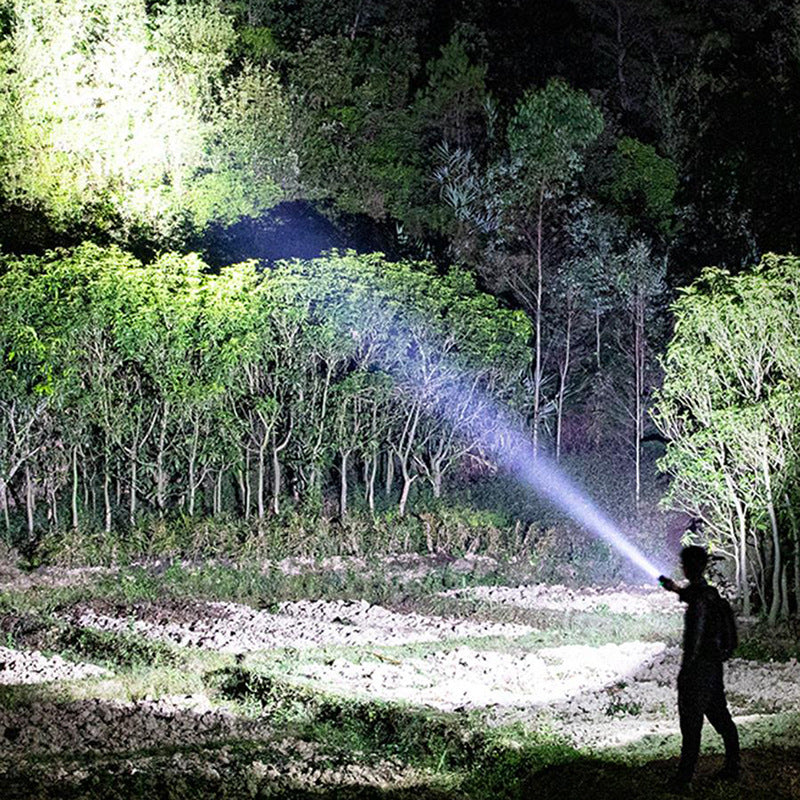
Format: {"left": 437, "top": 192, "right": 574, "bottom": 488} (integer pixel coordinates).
{"left": 1, "top": 559, "right": 509, "bottom": 617}
{"left": 55, "top": 623, "right": 185, "bottom": 670}
{"left": 0, "top": 605, "right": 187, "bottom": 670}
{"left": 213, "top": 665, "right": 580, "bottom": 799}
{"left": 735, "top": 618, "right": 800, "bottom": 663}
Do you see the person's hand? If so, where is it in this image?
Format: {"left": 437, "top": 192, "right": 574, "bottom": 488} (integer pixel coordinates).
{"left": 658, "top": 575, "right": 678, "bottom": 593}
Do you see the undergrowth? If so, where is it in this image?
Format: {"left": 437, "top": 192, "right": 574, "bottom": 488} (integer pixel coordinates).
{"left": 212, "top": 665, "right": 580, "bottom": 799}
{"left": 0, "top": 559, "right": 505, "bottom": 619}
{"left": 15, "top": 495, "right": 675, "bottom": 589}
{"left": 734, "top": 617, "right": 800, "bottom": 663}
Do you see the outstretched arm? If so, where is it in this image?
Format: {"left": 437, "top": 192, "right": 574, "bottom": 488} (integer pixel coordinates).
{"left": 659, "top": 575, "right": 680, "bottom": 593}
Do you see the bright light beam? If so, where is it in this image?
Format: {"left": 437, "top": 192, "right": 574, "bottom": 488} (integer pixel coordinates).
{"left": 423, "top": 379, "right": 665, "bottom": 582}
{"left": 500, "top": 436, "right": 664, "bottom": 580}
{"left": 318, "top": 259, "right": 666, "bottom": 582}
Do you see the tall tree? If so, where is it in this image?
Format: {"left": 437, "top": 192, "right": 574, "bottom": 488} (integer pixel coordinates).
{"left": 655, "top": 254, "right": 800, "bottom": 621}
{"left": 0, "top": 0, "right": 295, "bottom": 243}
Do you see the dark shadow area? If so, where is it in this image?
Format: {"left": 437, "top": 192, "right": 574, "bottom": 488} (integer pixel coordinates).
{"left": 1, "top": 666, "right": 799, "bottom": 800}
{"left": 524, "top": 747, "right": 800, "bottom": 800}
{"left": 198, "top": 201, "right": 398, "bottom": 268}
{"left": 3, "top": 741, "right": 799, "bottom": 800}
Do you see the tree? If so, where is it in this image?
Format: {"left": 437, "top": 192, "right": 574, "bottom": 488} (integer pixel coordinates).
{"left": 289, "top": 34, "right": 423, "bottom": 225}
{"left": 0, "top": 0, "right": 294, "bottom": 243}
{"left": 413, "top": 32, "right": 488, "bottom": 152}
{"left": 460, "top": 78, "right": 603, "bottom": 457}
{"left": 608, "top": 137, "right": 678, "bottom": 239}
{"left": 614, "top": 239, "right": 667, "bottom": 508}
{"left": 654, "top": 254, "right": 800, "bottom": 621}
{"left": 0, "top": 245, "right": 533, "bottom": 539}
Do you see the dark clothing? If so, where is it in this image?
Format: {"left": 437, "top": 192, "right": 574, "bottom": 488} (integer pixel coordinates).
{"left": 675, "top": 579, "right": 740, "bottom": 782}
{"left": 678, "top": 580, "right": 726, "bottom": 665}
{"left": 676, "top": 658, "right": 740, "bottom": 781}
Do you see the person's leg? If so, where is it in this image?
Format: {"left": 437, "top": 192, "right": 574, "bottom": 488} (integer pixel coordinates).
{"left": 675, "top": 669, "right": 706, "bottom": 784}
{"left": 705, "top": 665, "right": 740, "bottom": 777}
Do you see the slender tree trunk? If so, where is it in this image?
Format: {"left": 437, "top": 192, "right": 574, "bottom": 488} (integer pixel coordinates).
{"left": 82, "top": 462, "right": 89, "bottom": 509}
{"left": 431, "top": 461, "right": 443, "bottom": 499}
{"left": 396, "top": 403, "right": 421, "bottom": 517}
{"left": 556, "top": 302, "right": 573, "bottom": 462}
{"left": 49, "top": 482, "right": 58, "bottom": 530}
{"left": 271, "top": 450, "right": 279, "bottom": 515}
{"left": 780, "top": 564, "right": 789, "bottom": 619}
{"left": 726, "top": 470, "right": 750, "bottom": 614}
{"left": 795, "top": 525, "right": 800, "bottom": 616}
{"left": 751, "top": 525, "right": 767, "bottom": 610}
{"left": 214, "top": 470, "right": 224, "bottom": 515}
{"left": 385, "top": 451, "right": 394, "bottom": 499}
{"left": 764, "top": 453, "right": 782, "bottom": 625}
{"left": 244, "top": 448, "right": 252, "bottom": 519}
{"left": 129, "top": 445, "right": 138, "bottom": 526}
{"left": 634, "top": 285, "right": 644, "bottom": 509}
{"left": 340, "top": 451, "right": 349, "bottom": 517}
{"left": 71, "top": 446, "right": 79, "bottom": 531}
{"left": 82, "top": 463, "right": 92, "bottom": 521}
{"left": 399, "top": 471, "right": 414, "bottom": 517}
{"left": 257, "top": 439, "right": 267, "bottom": 519}
{"left": 532, "top": 192, "right": 544, "bottom": 460}
{"left": 737, "top": 509, "right": 750, "bottom": 615}
{"left": 308, "top": 467, "right": 320, "bottom": 505}
{"left": 25, "top": 464, "right": 35, "bottom": 539}
{"left": 366, "top": 457, "right": 377, "bottom": 513}
{"left": 156, "top": 402, "right": 169, "bottom": 516}
{"left": 89, "top": 473, "right": 96, "bottom": 522}
{"left": 729, "top": 518, "right": 741, "bottom": 597}
{"left": 271, "top": 436, "right": 286, "bottom": 516}
{"left": 188, "top": 418, "right": 200, "bottom": 517}
{"left": 0, "top": 477, "right": 9, "bottom": 533}
{"left": 785, "top": 494, "right": 799, "bottom": 616}
{"left": 236, "top": 469, "right": 246, "bottom": 518}
{"left": 103, "top": 462, "right": 112, "bottom": 534}
{"left": 25, "top": 464, "right": 36, "bottom": 539}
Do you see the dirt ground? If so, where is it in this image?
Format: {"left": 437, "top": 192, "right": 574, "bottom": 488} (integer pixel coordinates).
{"left": 1, "top": 558, "right": 799, "bottom": 798}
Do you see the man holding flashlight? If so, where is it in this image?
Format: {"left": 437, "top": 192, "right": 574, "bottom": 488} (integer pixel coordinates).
{"left": 659, "top": 545, "right": 740, "bottom": 792}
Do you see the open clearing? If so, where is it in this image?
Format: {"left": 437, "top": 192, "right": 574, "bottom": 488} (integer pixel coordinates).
{"left": 1, "top": 555, "right": 799, "bottom": 799}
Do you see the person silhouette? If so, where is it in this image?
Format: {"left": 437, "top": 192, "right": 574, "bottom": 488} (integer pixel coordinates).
{"left": 659, "top": 545, "right": 740, "bottom": 792}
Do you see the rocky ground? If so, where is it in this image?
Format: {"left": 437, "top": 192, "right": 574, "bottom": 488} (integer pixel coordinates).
{"left": 0, "top": 645, "right": 111, "bottom": 685}
{"left": 1, "top": 559, "right": 799, "bottom": 798}
{"left": 65, "top": 596, "right": 534, "bottom": 652}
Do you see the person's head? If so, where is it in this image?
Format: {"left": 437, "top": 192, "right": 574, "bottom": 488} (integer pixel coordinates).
{"left": 680, "top": 545, "right": 708, "bottom": 581}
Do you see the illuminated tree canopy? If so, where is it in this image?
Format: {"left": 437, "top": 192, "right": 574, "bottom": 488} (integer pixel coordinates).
{"left": 0, "top": 245, "right": 530, "bottom": 531}
{"left": 0, "top": 0, "right": 296, "bottom": 239}
{"left": 655, "top": 254, "right": 800, "bottom": 622}
{"left": 0, "top": 0, "right": 798, "bottom": 619}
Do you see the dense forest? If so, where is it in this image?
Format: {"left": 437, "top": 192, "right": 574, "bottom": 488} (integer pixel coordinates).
{"left": 1, "top": 0, "right": 799, "bottom": 618}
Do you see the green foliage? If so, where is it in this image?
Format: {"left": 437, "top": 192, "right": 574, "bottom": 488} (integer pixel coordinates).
{"left": 609, "top": 137, "right": 678, "bottom": 236}
{"left": 289, "top": 33, "right": 425, "bottom": 224}
{"left": 217, "top": 664, "right": 579, "bottom": 797}
{"left": 734, "top": 619, "right": 800, "bottom": 663}
{"left": 0, "top": 245, "right": 532, "bottom": 543}
{"left": 414, "top": 32, "right": 488, "bottom": 151}
{"left": 507, "top": 78, "right": 604, "bottom": 198}
{"left": 57, "top": 623, "right": 184, "bottom": 669}
{"left": 289, "top": 29, "right": 493, "bottom": 238}
{"left": 0, "top": 0, "right": 294, "bottom": 242}
{"left": 654, "top": 253, "right": 800, "bottom": 620}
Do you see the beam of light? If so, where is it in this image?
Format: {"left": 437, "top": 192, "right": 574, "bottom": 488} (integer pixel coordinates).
{"left": 302, "top": 256, "right": 666, "bottom": 582}
{"left": 497, "top": 434, "right": 665, "bottom": 580}
{"left": 401, "top": 355, "right": 666, "bottom": 582}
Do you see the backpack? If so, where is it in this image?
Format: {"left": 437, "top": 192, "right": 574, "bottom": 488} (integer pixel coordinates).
{"left": 714, "top": 591, "right": 738, "bottom": 661}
